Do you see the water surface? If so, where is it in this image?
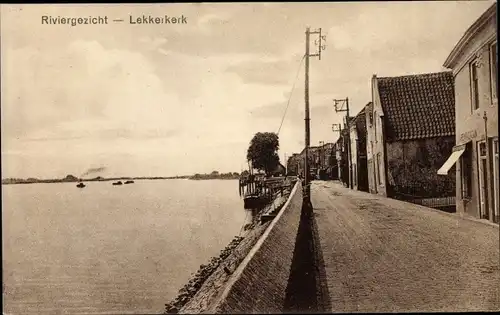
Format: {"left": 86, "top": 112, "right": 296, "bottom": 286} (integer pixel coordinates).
{"left": 2, "top": 179, "right": 247, "bottom": 314}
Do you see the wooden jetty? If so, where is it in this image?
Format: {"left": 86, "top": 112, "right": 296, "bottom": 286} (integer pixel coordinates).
{"left": 240, "top": 173, "right": 295, "bottom": 210}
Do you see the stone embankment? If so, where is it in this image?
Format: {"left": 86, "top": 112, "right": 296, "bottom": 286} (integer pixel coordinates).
{"left": 209, "top": 180, "right": 302, "bottom": 313}
{"left": 164, "top": 182, "right": 297, "bottom": 314}
{"left": 164, "top": 236, "right": 245, "bottom": 313}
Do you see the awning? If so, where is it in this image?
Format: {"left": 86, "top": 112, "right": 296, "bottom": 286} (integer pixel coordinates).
{"left": 437, "top": 147, "right": 466, "bottom": 175}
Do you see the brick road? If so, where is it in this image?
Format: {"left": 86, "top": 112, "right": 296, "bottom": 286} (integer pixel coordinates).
{"left": 312, "top": 181, "right": 500, "bottom": 313}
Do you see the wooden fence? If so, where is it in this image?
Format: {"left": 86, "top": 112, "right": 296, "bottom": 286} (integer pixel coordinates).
{"left": 407, "top": 196, "right": 456, "bottom": 208}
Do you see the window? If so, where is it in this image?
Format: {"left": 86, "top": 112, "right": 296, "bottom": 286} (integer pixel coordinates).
{"left": 461, "top": 143, "right": 472, "bottom": 199}
{"left": 470, "top": 60, "right": 480, "bottom": 110}
{"left": 376, "top": 153, "right": 382, "bottom": 185}
{"left": 374, "top": 111, "right": 377, "bottom": 142}
{"left": 490, "top": 42, "right": 497, "bottom": 102}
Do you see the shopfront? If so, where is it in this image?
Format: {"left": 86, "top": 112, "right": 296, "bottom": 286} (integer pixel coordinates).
{"left": 440, "top": 2, "right": 498, "bottom": 223}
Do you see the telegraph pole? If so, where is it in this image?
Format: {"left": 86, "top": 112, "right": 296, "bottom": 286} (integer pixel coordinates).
{"left": 332, "top": 123, "right": 342, "bottom": 136}
{"left": 304, "top": 27, "right": 311, "bottom": 200}
{"left": 304, "top": 26, "right": 326, "bottom": 202}
{"left": 334, "top": 97, "right": 352, "bottom": 189}
{"left": 332, "top": 124, "right": 342, "bottom": 155}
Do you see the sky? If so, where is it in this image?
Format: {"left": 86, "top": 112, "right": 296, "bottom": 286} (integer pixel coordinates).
{"left": 0, "top": 1, "right": 495, "bottom": 179}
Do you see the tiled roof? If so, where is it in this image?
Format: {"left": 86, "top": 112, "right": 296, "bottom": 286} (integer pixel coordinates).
{"left": 298, "top": 145, "right": 320, "bottom": 156}
{"left": 377, "top": 71, "right": 455, "bottom": 141}
{"left": 343, "top": 115, "right": 356, "bottom": 128}
{"left": 322, "top": 142, "right": 335, "bottom": 150}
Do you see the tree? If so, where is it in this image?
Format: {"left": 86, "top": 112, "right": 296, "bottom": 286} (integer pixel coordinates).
{"left": 63, "top": 174, "right": 78, "bottom": 182}
{"left": 246, "top": 132, "right": 280, "bottom": 175}
{"left": 241, "top": 170, "right": 250, "bottom": 177}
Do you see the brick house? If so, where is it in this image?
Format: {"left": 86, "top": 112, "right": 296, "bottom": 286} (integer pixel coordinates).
{"left": 317, "top": 142, "right": 335, "bottom": 180}
{"left": 330, "top": 143, "right": 339, "bottom": 180}
{"left": 350, "top": 107, "right": 369, "bottom": 192}
{"left": 296, "top": 150, "right": 306, "bottom": 177}
{"left": 286, "top": 153, "right": 300, "bottom": 176}
{"left": 309, "top": 146, "right": 321, "bottom": 175}
{"left": 288, "top": 143, "right": 337, "bottom": 180}
{"left": 367, "top": 71, "right": 456, "bottom": 207}
{"left": 294, "top": 146, "right": 319, "bottom": 178}
{"left": 335, "top": 127, "right": 351, "bottom": 187}
{"left": 438, "top": 3, "right": 498, "bottom": 223}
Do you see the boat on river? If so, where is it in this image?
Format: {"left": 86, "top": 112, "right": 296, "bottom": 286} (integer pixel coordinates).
{"left": 243, "top": 193, "right": 271, "bottom": 209}
{"left": 124, "top": 180, "right": 134, "bottom": 184}
{"left": 76, "top": 182, "right": 86, "bottom": 188}
{"left": 112, "top": 181, "right": 123, "bottom": 186}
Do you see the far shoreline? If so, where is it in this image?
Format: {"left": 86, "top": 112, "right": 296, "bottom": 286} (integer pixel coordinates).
{"left": 2, "top": 176, "right": 241, "bottom": 185}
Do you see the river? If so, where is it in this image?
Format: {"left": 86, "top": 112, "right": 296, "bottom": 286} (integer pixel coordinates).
{"left": 2, "top": 179, "right": 249, "bottom": 315}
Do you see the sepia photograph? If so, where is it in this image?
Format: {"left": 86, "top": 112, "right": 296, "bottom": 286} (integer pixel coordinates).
{"left": 1, "top": 1, "right": 499, "bottom": 314}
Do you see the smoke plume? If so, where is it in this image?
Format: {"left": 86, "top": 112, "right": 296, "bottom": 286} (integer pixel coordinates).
{"left": 81, "top": 167, "right": 107, "bottom": 177}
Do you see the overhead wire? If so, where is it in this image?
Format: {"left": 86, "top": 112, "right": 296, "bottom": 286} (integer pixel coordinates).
{"left": 239, "top": 56, "right": 306, "bottom": 237}
{"left": 277, "top": 54, "right": 306, "bottom": 136}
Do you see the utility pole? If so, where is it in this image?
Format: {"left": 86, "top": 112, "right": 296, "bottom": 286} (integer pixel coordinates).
{"left": 332, "top": 123, "right": 342, "bottom": 136}
{"left": 304, "top": 26, "right": 326, "bottom": 201}
{"left": 334, "top": 97, "right": 352, "bottom": 189}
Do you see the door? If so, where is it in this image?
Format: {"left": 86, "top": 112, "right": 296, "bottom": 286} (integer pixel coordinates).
{"left": 492, "top": 138, "right": 499, "bottom": 223}
{"left": 353, "top": 164, "right": 357, "bottom": 187}
{"left": 478, "top": 141, "right": 489, "bottom": 220}
{"left": 358, "top": 157, "right": 369, "bottom": 192}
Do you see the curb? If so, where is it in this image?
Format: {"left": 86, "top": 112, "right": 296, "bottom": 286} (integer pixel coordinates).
{"left": 456, "top": 212, "right": 499, "bottom": 228}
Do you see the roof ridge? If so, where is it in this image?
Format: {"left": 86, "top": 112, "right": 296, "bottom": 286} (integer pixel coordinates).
{"left": 377, "top": 70, "right": 452, "bottom": 81}
{"left": 443, "top": 1, "right": 497, "bottom": 68}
